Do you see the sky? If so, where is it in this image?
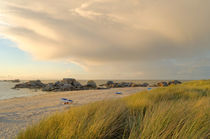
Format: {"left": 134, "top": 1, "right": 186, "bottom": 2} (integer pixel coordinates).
{"left": 0, "top": 0, "right": 210, "bottom": 80}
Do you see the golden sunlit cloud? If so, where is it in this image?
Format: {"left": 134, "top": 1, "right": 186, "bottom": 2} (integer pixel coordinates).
{"left": 0, "top": 0, "right": 210, "bottom": 79}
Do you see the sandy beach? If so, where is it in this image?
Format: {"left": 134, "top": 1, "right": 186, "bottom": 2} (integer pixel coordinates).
{"left": 0, "top": 87, "right": 147, "bottom": 139}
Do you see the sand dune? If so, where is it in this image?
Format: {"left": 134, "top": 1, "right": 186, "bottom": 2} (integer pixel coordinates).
{"left": 0, "top": 87, "right": 148, "bottom": 139}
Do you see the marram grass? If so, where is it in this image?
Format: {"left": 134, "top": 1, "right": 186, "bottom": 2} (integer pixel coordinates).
{"left": 17, "top": 80, "right": 210, "bottom": 139}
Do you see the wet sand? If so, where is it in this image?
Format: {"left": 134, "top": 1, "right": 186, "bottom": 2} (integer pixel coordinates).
{"left": 0, "top": 87, "right": 148, "bottom": 139}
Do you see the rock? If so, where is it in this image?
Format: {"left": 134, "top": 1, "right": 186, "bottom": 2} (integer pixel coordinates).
{"left": 14, "top": 80, "right": 46, "bottom": 89}
{"left": 113, "top": 83, "right": 120, "bottom": 88}
{"left": 61, "top": 78, "right": 76, "bottom": 84}
{"left": 42, "top": 83, "right": 54, "bottom": 91}
{"left": 106, "top": 81, "right": 114, "bottom": 85}
{"left": 86, "top": 80, "right": 97, "bottom": 88}
{"left": 128, "top": 82, "right": 134, "bottom": 87}
{"left": 104, "top": 81, "right": 115, "bottom": 88}
{"left": 54, "top": 81, "right": 61, "bottom": 86}
{"left": 157, "top": 81, "right": 168, "bottom": 87}
{"left": 108, "top": 83, "right": 116, "bottom": 88}
{"left": 130, "top": 83, "right": 139, "bottom": 87}
{"left": 13, "top": 84, "right": 27, "bottom": 88}
{"left": 32, "top": 80, "right": 45, "bottom": 87}
{"left": 119, "top": 82, "right": 130, "bottom": 87}
{"left": 42, "top": 79, "right": 83, "bottom": 92}
{"left": 141, "top": 83, "right": 149, "bottom": 87}
{"left": 168, "top": 80, "right": 182, "bottom": 85}
{"left": 61, "top": 84, "right": 74, "bottom": 91}
{"left": 72, "top": 81, "right": 82, "bottom": 88}
{"left": 11, "top": 79, "right": 20, "bottom": 83}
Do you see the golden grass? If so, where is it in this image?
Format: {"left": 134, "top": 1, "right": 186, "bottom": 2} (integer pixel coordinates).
{"left": 17, "top": 80, "right": 210, "bottom": 139}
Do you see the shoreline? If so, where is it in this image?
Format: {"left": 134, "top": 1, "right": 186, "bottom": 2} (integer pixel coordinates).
{"left": 0, "top": 87, "right": 149, "bottom": 139}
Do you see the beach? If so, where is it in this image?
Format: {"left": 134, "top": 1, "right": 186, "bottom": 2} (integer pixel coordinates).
{"left": 0, "top": 87, "right": 148, "bottom": 139}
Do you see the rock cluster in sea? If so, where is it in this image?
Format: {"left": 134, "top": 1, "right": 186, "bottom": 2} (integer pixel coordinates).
{"left": 2, "top": 79, "right": 20, "bottom": 83}
{"left": 100, "top": 80, "right": 182, "bottom": 88}
{"left": 100, "top": 81, "right": 150, "bottom": 88}
{"left": 13, "top": 80, "right": 45, "bottom": 89}
{"left": 13, "top": 78, "right": 182, "bottom": 92}
{"left": 156, "top": 80, "right": 182, "bottom": 87}
{"left": 42, "top": 78, "right": 83, "bottom": 91}
{"left": 13, "top": 78, "right": 99, "bottom": 92}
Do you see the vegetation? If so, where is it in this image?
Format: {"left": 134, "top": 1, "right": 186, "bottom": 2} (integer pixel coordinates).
{"left": 17, "top": 80, "right": 210, "bottom": 139}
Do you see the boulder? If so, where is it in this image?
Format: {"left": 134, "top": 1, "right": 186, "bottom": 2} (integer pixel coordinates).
{"left": 128, "top": 82, "right": 134, "bottom": 87}
{"left": 72, "top": 81, "right": 82, "bottom": 88}
{"left": 55, "top": 81, "right": 62, "bottom": 86}
{"left": 131, "top": 83, "right": 139, "bottom": 87}
{"left": 61, "top": 78, "right": 76, "bottom": 84}
{"left": 168, "top": 80, "right": 182, "bottom": 85}
{"left": 14, "top": 80, "right": 46, "bottom": 89}
{"left": 11, "top": 79, "right": 20, "bottom": 83}
{"left": 61, "top": 84, "right": 74, "bottom": 91}
{"left": 42, "top": 79, "right": 83, "bottom": 92}
{"left": 106, "top": 81, "right": 114, "bottom": 86}
{"left": 86, "top": 80, "right": 97, "bottom": 88}
{"left": 104, "top": 81, "right": 115, "bottom": 88}
{"left": 113, "top": 83, "right": 119, "bottom": 88}
{"left": 42, "top": 83, "right": 54, "bottom": 91}
{"left": 157, "top": 81, "right": 168, "bottom": 87}
{"left": 119, "top": 82, "right": 130, "bottom": 87}
{"left": 14, "top": 84, "right": 27, "bottom": 88}
{"left": 141, "top": 83, "right": 149, "bottom": 87}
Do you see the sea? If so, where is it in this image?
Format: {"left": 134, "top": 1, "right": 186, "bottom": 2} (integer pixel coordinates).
{"left": 0, "top": 80, "right": 168, "bottom": 100}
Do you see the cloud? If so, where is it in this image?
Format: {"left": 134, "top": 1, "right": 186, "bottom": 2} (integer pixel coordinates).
{"left": 0, "top": 0, "right": 210, "bottom": 79}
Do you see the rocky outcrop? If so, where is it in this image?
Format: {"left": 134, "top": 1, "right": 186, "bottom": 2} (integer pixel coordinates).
{"left": 42, "top": 78, "right": 83, "bottom": 91}
{"left": 2, "top": 79, "right": 20, "bottom": 83}
{"left": 168, "top": 80, "right": 182, "bottom": 85}
{"left": 11, "top": 79, "right": 20, "bottom": 83}
{"left": 156, "top": 80, "right": 182, "bottom": 87}
{"left": 85, "top": 80, "right": 97, "bottom": 89}
{"left": 106, "top": 81, "right": 114, "bottom": 86}
{"left": 102, "top": 81, "right": 150, "bottom": 88}
{"left": 13, "top": 78, "right": 182, "bottom": 91}
{"left": 103, "top": 80, "right": 182, "bottom": 88}
{"left": 13, "top": 80, "right": 45, "bottom": 89}
{"left": 157, "top": 81, "right": 168, "bottom": 87}
{"left": 130, "top": 83, "right": 139, "bottom": 87}
{"left": 61, "top": 78, "right": 76, "bottom": 84}
{"left": 141, "top": 83, "right": 149, "bottom": 87}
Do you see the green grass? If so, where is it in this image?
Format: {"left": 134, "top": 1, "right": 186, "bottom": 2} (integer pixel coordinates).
{"left": 17, "top": 80, "right": 210, "bottom": 139}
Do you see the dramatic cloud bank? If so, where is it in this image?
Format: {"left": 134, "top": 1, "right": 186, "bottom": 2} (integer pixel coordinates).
{"left": 0, "top": 0, "right": 210, "bottom": 79}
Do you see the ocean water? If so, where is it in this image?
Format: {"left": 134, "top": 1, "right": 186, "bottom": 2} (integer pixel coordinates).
{"left": 0, "top": 80, "right": 168, "bottom": 100}
{"left": 0, "top": 81, "right": 45, "bottom": 100}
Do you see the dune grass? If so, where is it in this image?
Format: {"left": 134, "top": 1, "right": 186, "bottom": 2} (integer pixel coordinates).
{"left": 17, "top": 80, "right": 210, "bottom": 139}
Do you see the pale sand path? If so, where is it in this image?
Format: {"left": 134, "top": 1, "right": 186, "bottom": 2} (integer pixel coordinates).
{"left": 0, "top": 87, "right": 148, "bottom": 139}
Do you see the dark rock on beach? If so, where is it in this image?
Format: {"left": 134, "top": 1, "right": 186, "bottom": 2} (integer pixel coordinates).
{"left": 12, "top": 78, "right": 182, "bottom": 92}
{"left": 42, "top": 78, "right": 83, "bottom": 91}
{"left": 11, "top": 79, "right": 20, "bottom": 83}
{"left": 157, "top": 81, "right": 168, "bottom": 87}
{"left": 2, "top": 79, "right": 20, "bottom": 83}
{"left": 141, "top": 83, "right": 149, "bottom": 87}
{"left": 168, "top": 80, "right": 182, "bottom": 85}
{"left": 156, "top": 80, "right": 182, "bottom": 87}
{"left": 106, "top": 81, "right": 114, "bottom": 86}
{"left": 86, "top": 80, "right": 97, "bottom": 89}
{"left": 61, "top": 78, "right": 76, "bottom": 84}
{"left": 13, "top": 80, "right": 45, "bottom": 89}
